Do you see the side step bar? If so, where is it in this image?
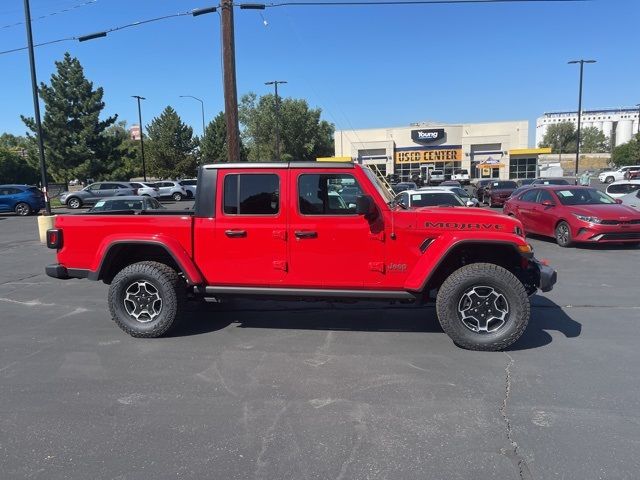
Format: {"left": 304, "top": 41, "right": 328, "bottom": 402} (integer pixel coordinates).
{"left": 203, "top": 286, "right": 417, "bottom": 300}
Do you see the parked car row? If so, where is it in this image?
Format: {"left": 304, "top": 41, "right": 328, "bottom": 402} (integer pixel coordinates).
{"left": 58, "top": 180, "right": 197, "bottom": 209}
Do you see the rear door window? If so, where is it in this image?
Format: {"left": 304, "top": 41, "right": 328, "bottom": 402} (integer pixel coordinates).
{"left": 223, "top": 174, "right": 279, "bottom": 215}
{"left": 520, "top": 189, "right": 539, "bottom": 202}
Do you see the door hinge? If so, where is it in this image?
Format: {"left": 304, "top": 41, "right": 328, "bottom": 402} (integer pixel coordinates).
{"left": 273, "top": 230, "right": 287, "bottom": 241}
{"left": 273, "top": 260, "right": 288, "bottom": 271}
{"left": 368, "top": 262, "right": 385, "bottom": 273}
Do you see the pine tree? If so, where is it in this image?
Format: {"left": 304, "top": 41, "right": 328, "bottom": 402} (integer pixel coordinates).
{"left": 200, "top": 111, "right": 247, "bottom": 162}
{"left": 21, "top": 52, "right": 118, "bottom": 183}
{"left": 146, "top": 106, "right": 197, "bottom": 178}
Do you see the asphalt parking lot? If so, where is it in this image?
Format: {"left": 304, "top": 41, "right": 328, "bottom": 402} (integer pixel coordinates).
{"left": 1, "top": 208, "right": 639, "bottom": 479}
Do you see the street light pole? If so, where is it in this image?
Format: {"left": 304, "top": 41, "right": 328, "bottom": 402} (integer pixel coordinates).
{"left": 180, "top": 95, "right": 206, "bottom": 136}
{"left": 132, "top": 96, "right": 147, "bottom": 181}
{"left": 265, "top": 80, "right": 287, "bottom": 162}
{"left": 568, "top": 59, "right": 596, "bottom": 176}
{"left": 23, "top": 0, "right": 51, "bottom": 215}
{"left": 636, "top": 104, "right": 640, "bottom": 135}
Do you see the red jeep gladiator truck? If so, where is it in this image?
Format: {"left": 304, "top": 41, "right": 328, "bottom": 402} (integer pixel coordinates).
{"left": 46, "top": 162, "right": 556, "bottom": 351}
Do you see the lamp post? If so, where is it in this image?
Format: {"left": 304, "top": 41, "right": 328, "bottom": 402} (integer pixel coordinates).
{"left": 132, "top": 96, "right": 147, "bottom": 181}
{"left": 265, "top": 80, "right": 287, "bottom": 162}
{"left": 23, "top": 0, "right": 51, "bottom": 215}
{"left": 636, "top": 104, "right": 640, "bottom": 135}
{"left": 568, "top": 59, "right": 596, "bottom": 175}
{"left": 180, "top": 95, "right": 206, "bottom": 137}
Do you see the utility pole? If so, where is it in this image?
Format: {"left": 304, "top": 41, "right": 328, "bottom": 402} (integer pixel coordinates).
{"left": 636, "top": 104, "right": 640, "bottom": 135}
{"left": 265, "top": 80, "right": 287, "bottom": 162}
{"left": 132, "top": 96, "right": 147, "bottom": 181}
{"left": 221, "top": 0, "right": 241, "bottom": 162}
{"left": 568, "top": 59, "right": 596, "bottom": 175}
{"left": 23, "top": 0, "right": 51, "bottom": 215}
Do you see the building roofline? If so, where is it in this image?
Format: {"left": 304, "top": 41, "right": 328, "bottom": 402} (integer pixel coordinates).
{"left": 541, "top": 107, "right": 639, "bottom": 116}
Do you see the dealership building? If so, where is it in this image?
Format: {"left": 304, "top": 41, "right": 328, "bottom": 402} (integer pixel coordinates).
{"left": 333, "top": 120, "right": 548, "bottom": 181}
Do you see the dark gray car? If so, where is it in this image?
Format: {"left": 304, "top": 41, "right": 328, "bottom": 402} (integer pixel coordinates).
{"left": 88, "top": 195, "right": 166, "bottom": 213}
{"left": 59, "top": 182, "right": 138, "bottom": 209}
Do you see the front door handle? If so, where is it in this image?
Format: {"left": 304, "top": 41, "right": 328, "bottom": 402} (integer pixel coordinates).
{"left": 225, "top": 229, "right": 247, "bottom": 238}
{"left": 294, "top": 230, "right": 317, "bottom": 239}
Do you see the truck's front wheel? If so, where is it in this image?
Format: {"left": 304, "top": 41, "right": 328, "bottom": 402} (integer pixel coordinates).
{"left": 108, "top": 261, "right": 185, "bottom": 337}
{"left": 435, "top": 263, "right": 530, "bottom": 351}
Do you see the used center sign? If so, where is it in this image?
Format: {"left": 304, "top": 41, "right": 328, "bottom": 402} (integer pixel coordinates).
{"left": 395, "top": 149, "right": 463, "bottom": 164}
{"left": 411, "top": 128, "right": 445, "bottom": 144}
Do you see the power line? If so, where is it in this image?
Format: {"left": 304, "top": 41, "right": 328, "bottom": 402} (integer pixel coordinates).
{"left": 1, "top": 0, "right": 97, "bottom": 30}
{"left": 0, "top": 0, "right": 589, "bottom": 57}
{"left": 0, "top": 9, "right": 198, "bottom": 56}
{"left": 266, "top": 0, "right": 587, "bottom": 6}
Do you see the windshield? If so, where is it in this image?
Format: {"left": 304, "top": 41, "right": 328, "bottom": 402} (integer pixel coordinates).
{"left": 556, "top": 188, "right": 617, "bottom": 206}
{"left": 452, "top": 187, "right": 470, "bottom": 198}
{"left": 410, "top": 192, "right": 464, "bottom": 207}
{"left": 362, "top": 166, "right": 394, "bottom": 203}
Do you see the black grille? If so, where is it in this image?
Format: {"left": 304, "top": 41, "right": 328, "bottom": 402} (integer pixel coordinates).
{"left": 600, "top": 219, "right": 640, "bottom": 226}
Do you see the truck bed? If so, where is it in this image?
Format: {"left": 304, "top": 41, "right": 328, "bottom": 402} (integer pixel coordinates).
{"left": 56, "top": 213, "right": 195, "bottom": 273}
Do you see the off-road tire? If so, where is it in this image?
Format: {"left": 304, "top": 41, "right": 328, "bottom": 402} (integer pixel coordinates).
{"left": 435, "top": 263, "right": 530, "bottom": 351}
{"left": 108, "top": 261, "right": 186, "bottom": 338}
{"left": 67, "top": 197, "right": 82, "bottom": 209}
{"left": 172, "top": 192, "right": 183, "bottom": 201}
{"left": 555, "top": 221, "right": 573, "bottom": 248}
{"left": 14, "top": 202, "right": 32, "bottom": 216}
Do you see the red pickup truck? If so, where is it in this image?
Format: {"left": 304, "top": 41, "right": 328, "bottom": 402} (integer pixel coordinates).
{"left": 46, "top": 162, "right": 556, "bottom": 351}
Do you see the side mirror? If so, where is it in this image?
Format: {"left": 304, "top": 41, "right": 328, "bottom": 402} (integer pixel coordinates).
{"left": 615, "top": 198, "right": 623, "bottom": 204}
{"left": 356, "top": 195, "right": 376, "bottom": 218}
{"left": 541, "top": 200, "right": 555, "bottom": 207}
{"left": 466, "top": 201, "right": 475, "bottom": 207}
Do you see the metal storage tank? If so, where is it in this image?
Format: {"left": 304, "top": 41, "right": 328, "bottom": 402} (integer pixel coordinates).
{"left": 616, "top": 120, "right": 633, "bottom": 146}
{"left": 601, "top": 121, "right": 613, "bottom": 139}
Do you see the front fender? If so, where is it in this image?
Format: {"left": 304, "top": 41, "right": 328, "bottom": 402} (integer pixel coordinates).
{"left": 403, "top": 232, "right": 530, "bottom": 292}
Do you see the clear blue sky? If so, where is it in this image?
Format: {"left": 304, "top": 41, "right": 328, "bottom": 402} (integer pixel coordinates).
{"left": 1, "top": 0, "right": 638, "bottom": 147}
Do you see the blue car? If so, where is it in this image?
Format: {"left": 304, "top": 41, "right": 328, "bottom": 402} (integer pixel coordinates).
{"left": 0, "top": 184, "right": 45, "bottom": 216}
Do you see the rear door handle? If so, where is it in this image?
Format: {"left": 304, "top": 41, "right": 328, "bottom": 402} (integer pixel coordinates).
{"left": 294, "top": 230, "right": 317, "bottom": 239}
{"left": 225, "top": 229, "right": 247, "bottom": 238}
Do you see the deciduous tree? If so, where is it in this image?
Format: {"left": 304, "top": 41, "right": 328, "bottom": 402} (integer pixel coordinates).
{"left": 239, "top": 93, "right": 334, "bottom": 162}
{"left": 611, "top": 133, "right": 640, "bottom": 167}
{"left": 539, "top": 122, "right": 577, "bottom": 154}
{"left": 580, "top": 126, "right": 609, "bottom": 153}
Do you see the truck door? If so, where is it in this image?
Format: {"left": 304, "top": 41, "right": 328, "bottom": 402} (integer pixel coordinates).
{"left": 195, "top": 168, "right": 289, "bottom": 286}
{"left": 286, "top": 169, "right": 385, "bottom": 288}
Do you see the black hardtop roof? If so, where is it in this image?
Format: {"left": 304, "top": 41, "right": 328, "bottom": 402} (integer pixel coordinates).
{"left": 202, "top": 161, "right": 355, "bottom": 170}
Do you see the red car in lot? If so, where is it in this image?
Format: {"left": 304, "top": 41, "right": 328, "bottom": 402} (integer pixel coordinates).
{"left": 503, "top": 186, "right": 640, "bottom": 247}
{"left": 483, "top": 181, "right": 518, "bottom": 207}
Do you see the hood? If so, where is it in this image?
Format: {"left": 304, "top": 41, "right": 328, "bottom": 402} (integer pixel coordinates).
{"left": 568, "top": 204, "right": 640, "bottom": 220}
{"left": 411, "top": 206, "right": 523, "bottom": 233}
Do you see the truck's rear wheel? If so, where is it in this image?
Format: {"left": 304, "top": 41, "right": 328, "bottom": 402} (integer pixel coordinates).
{"left": 435, "top": 263, "right": 530, "bottom": 351}
{"left": 108, "top": 261, "right": 185, "bottom": 337}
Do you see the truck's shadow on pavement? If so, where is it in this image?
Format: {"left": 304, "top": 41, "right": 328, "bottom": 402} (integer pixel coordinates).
{"left": 173, "top": 296, "right": 582, "bottom": 351}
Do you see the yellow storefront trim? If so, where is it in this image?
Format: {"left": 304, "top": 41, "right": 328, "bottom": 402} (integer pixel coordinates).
{"left": 317, "top": 156, "right": 353, "bottom": 162}
{"left": 509, "top": 147, "right": 552, "bottom": 156}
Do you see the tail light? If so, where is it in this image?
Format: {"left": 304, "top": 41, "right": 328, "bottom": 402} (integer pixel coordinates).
{"left": 47, "top": 229, "right": 62, "bottom": 249}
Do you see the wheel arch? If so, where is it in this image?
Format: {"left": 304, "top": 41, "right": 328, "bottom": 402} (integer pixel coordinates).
{"left": 91, "top": 240, "right": 203, "bottom": 285}
{"left": 409, "top": 240, "right": 531, "bottom": 296}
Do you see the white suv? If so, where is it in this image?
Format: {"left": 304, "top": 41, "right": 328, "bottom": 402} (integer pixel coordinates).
{"left": 451, "top": 168, "right": 470, "bottom": 185}
{"left": 598, "top": 166, "right": 637, "bottom": 184}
